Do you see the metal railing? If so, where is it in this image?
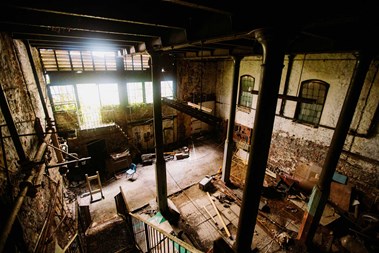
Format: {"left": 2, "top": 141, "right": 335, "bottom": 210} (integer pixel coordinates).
{"left": 129, "top": 213, "right": 203, "bottom": 253}
{"left": 116, "top": 187, "right": 203, "bottom": 253}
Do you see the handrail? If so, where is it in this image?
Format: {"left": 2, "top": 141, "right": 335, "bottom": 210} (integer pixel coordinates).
{"left": 118, "top": 186, "right": 203, "bottom": 253}
{"left": 129, "top": 213, "right": 203, "bottom": 253}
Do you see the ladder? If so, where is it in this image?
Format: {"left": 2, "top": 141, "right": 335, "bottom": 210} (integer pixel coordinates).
{"left": 85, "top": 171, "right": 105, "bottom": 203}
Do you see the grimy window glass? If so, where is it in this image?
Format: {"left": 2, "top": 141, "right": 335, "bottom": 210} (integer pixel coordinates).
{"left": 238, "top": 75, "right": 255, "bottom": 108}
{"left": 295, "top": 79, "right": 329, "bottom": 126}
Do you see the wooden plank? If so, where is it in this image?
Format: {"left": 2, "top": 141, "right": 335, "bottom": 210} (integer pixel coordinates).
{"left": 329, "top": 182, "right": 352, "bottom": 212}
{"left": 206, "top": 192, "right": 231, "bottom": 238}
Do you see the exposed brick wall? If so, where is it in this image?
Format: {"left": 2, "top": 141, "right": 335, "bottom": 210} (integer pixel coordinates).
{"left": 268, "top": 130, "right": 379, "bottom": 210}
{"left": 0, "top": 33, "right": 63, "bottom": 252}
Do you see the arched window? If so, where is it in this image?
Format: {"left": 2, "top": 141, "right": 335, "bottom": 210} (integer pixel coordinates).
{"left": 295, "top": 79, "right": 329, "bottom": 126}
{"left": 238, "top": 75, "right": 256, "bottom": 108}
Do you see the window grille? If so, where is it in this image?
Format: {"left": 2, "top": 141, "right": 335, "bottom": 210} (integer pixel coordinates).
{"left": 295, "top": 79, "right": 329, "bottom": 126}
{"left": 238, "top": 75, "right": 256, "bottom": 108}
{"left": 39, "top": 49, "right": 150, "bottom": 72}
{"left": 127, "top": 82, "right": 144, "bottom": 104}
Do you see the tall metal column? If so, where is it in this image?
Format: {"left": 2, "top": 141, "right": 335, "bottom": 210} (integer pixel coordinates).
{"left": 24, "top": 40, "right": 64, "bottom": 162}
{"left": 24, "top": 40, "right": 51, "bottom": 121}
{"left": 116, "top": 55, "right": 128, "bottom": 108}
{"left": 150, "top": 52, "right": 169, "bottom": 215}
{"left": 298, "top": 50, "right": 373, "bottom": 245}
{"left": 222, "top": 56, "right": 242, "bottom": 184}
{"left": 234, "top": 28, "right": 285, "bottom": 253}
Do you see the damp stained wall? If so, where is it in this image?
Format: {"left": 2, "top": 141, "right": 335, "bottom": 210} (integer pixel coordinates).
{"left": 213, "top": 52, "right": 379, "bottom": 200}
{"left": 176, "top": 59, "right": 220, "bottom": 139}
{"left": 0, "top": 34, "right": 63, "bottom": 252}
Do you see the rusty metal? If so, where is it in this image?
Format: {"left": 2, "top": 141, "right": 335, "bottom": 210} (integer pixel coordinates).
{"left": 279, "top": 54, "right": 295, "bottom": 115}
{"left": 235, "top": 28, "right": 286, "bottom": 253}
{"left": 51, "top": 132, "right": 64, "bottom": 163}
{"left": 0, "top": 130, "right": 53, "bottom": 252}
{"left": 0, "top": 174, "right": 32, "bottom": 252}
{"left": 0, "top": 82, "right": 27, "bottom": 162}
{"left": 34, "top": 180, "right": 61, "bottom": 253}
{"left": 222, "top": 55, "right": 242, "bottom": 183}
{"left": 129, "top": 212, "right": 203, "bottom": 253}
{"left": 0, "top": 126, "right": 12, "bottom": 195}
{"left": 150, "top": 52, "right": 169, "bottom": 216}
{"left": 33, "top": 130, "right": 52, "bottom": 163}
{"left": 24, "top": 39, "right": 51, "bottom": 121}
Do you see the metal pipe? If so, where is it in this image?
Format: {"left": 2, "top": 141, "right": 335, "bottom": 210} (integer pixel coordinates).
{"left": 0, "top": 82, "right": 27, "bottom": 162}
{"left": 0, "top": 127, "right": 12, "bottom": 195}
{"left": 0, "top": 129, "right": 53, "bottom": 252}
{"left": 235, "top": 28, "right": 286, "bottom": 253}
{"left": 33, "top": 130, "right": 52, "bottom": 164}
{"left": 46, "top": 157, "right": 91, "bottom": 168}
{"left": 162, "top": 0, "right": 231, "bottom": 15}
{"left": 46, "top": 143, "right": 79, "bottom": 160}
{"left": 24, "top": 40, "right": 51, "bottom": 121}
{"left": 279, "top": 54, "right": 295, "bottom": 115}
{"left": 51, "top": 132, "right": 64, "bottom": 163}
{"left": 0, "top": 174, "right": 32, "bottom": 252}
{"left": 222, "top": 55, "right": 242, "bottom": 184}
{"left": 11, "top": 5, "right": 183, "bottom": 30}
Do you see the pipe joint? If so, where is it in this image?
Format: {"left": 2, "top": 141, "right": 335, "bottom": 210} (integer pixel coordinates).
{"left": 19, "top": 176, "right": 37, "bottom": 197}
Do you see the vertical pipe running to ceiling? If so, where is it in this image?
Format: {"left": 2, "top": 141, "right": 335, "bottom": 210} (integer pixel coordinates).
{"left": 24, "top": 40, "right": 65, "bottom": 163}
{"left": 200, "top": 42, "right": 204, "bottom": 110}
{"left": 23, "top": 40, "right": 51, "bottom": 122}
{"left": 279, "top": 54, "right": 294, "bottom": 116}
{"left": 150, "top": 51, "right": 169, "bottom": 216}
{"left": 221, "top": 55, "right": 242, "bottom": 184}
{"left": 234, "top": 28, "right": 286, "bottom": 253}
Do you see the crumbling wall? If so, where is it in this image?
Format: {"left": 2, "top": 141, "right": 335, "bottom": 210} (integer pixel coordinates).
{"left": 0, "top": 34, "right": 62, "bottom": 252}
{"left": 268, "top": 130, "right": 379, "bottom": 208}
{"left": 176, "top": 60, "right": 218, "bottom": 101}
{"left": 176, "top": 59, "right": 219, "bottom": 140}
{"left": 214, "top": 52, "right": 379, "bottom": 208}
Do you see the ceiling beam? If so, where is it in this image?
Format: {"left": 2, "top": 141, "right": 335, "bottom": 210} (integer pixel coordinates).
{"left": 1, "top": 7, "right": 185, "bottom": 38}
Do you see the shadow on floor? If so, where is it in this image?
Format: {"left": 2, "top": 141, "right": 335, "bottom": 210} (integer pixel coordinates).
{"left": 85, "top": 216, "right": 139, "bottom": 253}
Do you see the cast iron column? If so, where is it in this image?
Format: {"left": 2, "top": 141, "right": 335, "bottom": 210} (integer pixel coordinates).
{"left": 298, "top": 50, "right": 373, "bottom": 245}
{"left": 24, "top": 40, "right": 51, "bottom": 121}
{"left": 25, "top": 40, "right": 64, "bottom": 162}
{"left": 222, "top": 56, "right": 242, "bottom": 184}
{"left": 116, "top": 55, "right": 128, "bottom": 108}
{"left": 150, "top": 52, "right": 169, "bottom": 215}
{"left": 234, "top": 28, "right": 285, "bottom": 253}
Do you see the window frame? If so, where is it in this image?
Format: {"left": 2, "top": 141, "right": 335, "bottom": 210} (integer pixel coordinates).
{"left": 238, "top": 75, "right": 256, "bottom": 109}
{"left": 294, "top": 79, "right": 329, "bottom": 127}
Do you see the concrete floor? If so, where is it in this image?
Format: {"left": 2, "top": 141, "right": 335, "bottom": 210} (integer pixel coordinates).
{"left": 73, "top": 135, "right": 299, "bottom": 253}
{"left": 74, "top": 136, "right": 225, "bottom": 251}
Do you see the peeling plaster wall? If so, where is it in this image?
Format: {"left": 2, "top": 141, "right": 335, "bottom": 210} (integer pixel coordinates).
{"left": 0, "top": 34, "right": 61, "bottom": 252}
{"left": 214, "top": 52, "right": 379, "bottom": 199}
{"left": 176, "top": 60, "right": 219, "bottom": 140}
{"left": 214, "top": 59, "right": 234, "bottom": 120}
{"left": 177, "top": 60, "right": 218, "bottom": 100}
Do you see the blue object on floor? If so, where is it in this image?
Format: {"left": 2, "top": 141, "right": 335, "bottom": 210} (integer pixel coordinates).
{"left": 333, "top": 171, "right": 347, "bottom": 184}
{"left": 126, "top": 163, "right": 137, "bottom": 180}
